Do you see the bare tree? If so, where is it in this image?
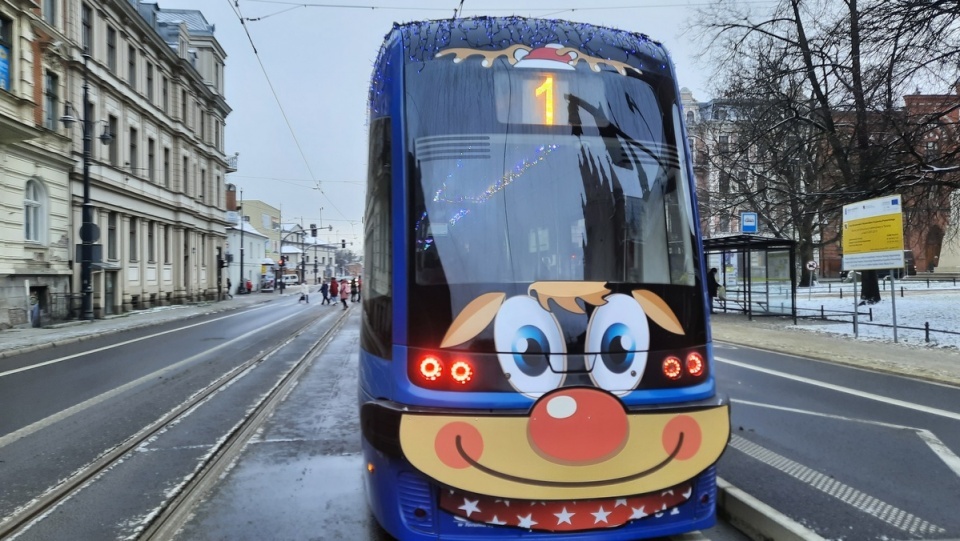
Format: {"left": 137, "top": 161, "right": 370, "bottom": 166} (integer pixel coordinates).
{"left": 692, "top": 0, "right": 960, "bottom": 303}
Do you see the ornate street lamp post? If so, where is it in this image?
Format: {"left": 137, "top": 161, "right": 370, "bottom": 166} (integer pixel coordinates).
{"left": 60, "top": 52, "right": 113, "bottom": 320}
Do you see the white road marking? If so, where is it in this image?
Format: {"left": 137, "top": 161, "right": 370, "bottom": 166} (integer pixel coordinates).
{"left": 0, "top": 308, "right": 304, "bottom": 450}
{"left": 717, "top": 357, "right": 960, "bottom": 421}
{"left": 0, "top": 304, "right": 272, "bottom": 378}
{"left": 733, "top": 399, "right": 960, "bottom": 479}
{"left": 730, "top": 434, "right": 945, "bottom": 536}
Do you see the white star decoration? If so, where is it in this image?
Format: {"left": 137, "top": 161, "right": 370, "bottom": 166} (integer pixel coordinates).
{"left": 553, "top": 507, "right": 575, "bottom": 525}
{"left": 630, "top": 506, "right": 648, "bottom": 520}
{"left": 458, "top": 498, "right": 480, "bottom": 517}
{"left": 683, "top": 487, "right": 693, "bottom": 499}
{"left": 591, "top": 506, "right": 612, "bottom": 523}
{"left": 517, "top": 513, "right": 538, "bottom": 528}
{"left": 489, "top": 515, "right": 507, "bottom": 525}
{"left": 614, "top": 498, "right": 629, "bottom": 507}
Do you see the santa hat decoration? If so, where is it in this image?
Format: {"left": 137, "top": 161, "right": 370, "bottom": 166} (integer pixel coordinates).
{"left": 513, "top": 44, "right": 577, "bottom": 70}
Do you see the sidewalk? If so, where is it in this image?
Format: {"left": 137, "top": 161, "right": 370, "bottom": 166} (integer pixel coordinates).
{"left": 0, "top": 291, "right": 275, "bottom": 358}
{"left": 711, "top": 312, "right": 960, "bottom": 386}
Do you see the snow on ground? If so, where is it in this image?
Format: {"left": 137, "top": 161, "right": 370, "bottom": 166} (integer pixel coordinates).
{"left": 722, "top": 277, "right": 960, "bottom": 350}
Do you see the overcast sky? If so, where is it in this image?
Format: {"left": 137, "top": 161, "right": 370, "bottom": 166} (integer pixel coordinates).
{"left": 157, "top": 0, "right": 723, "bottom": 250}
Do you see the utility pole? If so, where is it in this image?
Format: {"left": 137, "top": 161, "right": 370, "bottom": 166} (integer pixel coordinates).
{"left": 238, "top": 188, "right": 244, "bottom": 294}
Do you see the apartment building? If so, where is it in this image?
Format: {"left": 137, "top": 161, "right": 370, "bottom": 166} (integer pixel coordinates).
{"left": 0, "top": 0, "right": 232, "bottom": 328}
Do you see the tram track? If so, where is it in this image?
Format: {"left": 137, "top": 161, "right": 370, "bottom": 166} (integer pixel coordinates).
{"left": 0, "top": 309, "right": 348, "bottom": 540}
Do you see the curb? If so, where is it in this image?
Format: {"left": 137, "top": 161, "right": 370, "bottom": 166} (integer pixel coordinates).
{"left": 717, "top": 477, "right": 825, "bottom": 541}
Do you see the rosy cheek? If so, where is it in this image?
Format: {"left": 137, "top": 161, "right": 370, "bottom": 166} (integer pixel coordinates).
{"left": 662, "top": 415, "right": 702, "bottom": 461}
{"left": 435, "top": 422, "right": 485, "bottom": 469}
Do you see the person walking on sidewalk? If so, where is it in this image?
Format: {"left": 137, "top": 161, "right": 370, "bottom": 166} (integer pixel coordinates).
{"left": 225, "top": 279, "right": 234, "bottom": 299}
{"left": 298, "top": 281, "right": 310, "bottom": 304}
{"left": 329, "top": 277, "right": 339, "bottom": 306}
{"left": 320, "top": 280, "right": 330, "bottom": 304}
{"left": 707, "top": 267, "right": 720, "bottom": 314}
{"left": 339, "top": 278, "right": 350, "bottom": 310}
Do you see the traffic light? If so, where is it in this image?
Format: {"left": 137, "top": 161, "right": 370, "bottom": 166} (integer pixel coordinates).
{"left": 310, "top": 224, "right": 317, "bottom": 237}
{"left": 279, "top": 256, "right": 286, "bottom": 267}
{"left": 341, "top": 239, "right": 346, "bottom": 248}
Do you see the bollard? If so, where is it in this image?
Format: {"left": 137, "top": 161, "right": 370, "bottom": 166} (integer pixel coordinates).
{"left": 869, "top": 308, "right": 873, "bottom": 321}
{"left": 925, "top": 322, "right": 930, "bottom": 343}
{"left": 840, "top": 288, "right": 843, "bottom": 299}
{"left": 901, "top": 286, "right": 904, "bottom": 298}
{"left": 821, "top": 305, "right": 825, "bottom": 320}
{"left": 927, "top": 279, "right": 930, "bottom": 288}
{"left": 828, "top": 283, "right": 832, "bottom": 293}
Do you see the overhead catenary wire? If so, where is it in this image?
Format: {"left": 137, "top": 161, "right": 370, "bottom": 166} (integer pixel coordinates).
{"left": 225, "top": 0, "right": 351, "bottom": 224}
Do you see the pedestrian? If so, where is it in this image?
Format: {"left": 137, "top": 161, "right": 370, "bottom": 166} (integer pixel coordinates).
{"left": 320, "top": 280, "right": 330, "bottom": 304}
{"left": 298, "top": 281, "right": 310, "bottom": 304}
{"left": 350, "top": 278, "right": 358, "bottom": 302}
{"left": 707, "top": 267, "right": 720, "bottom": 314}
{"left": 225, "top": 278, "right": 233, "bottom": 299}
{"left": 356, "top": 276, "right": 362, "bottom": 302}
{"left": 329, "top": 277, "right": 339, "bottom": 306}
{"left": 339, "top": 278, "right": 350, "bottom": 310}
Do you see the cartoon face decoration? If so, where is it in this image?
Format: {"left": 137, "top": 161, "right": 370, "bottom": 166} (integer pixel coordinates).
{"left": 397, "top": 282, "right": 730, "bottom": 531}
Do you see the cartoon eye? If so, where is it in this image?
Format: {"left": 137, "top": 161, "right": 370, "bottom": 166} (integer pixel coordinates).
{"left": 494, "top": 296, "right": 565, "bottom": 397}
{"left": 585, "top": 293, "right": 649, "bottom": 395}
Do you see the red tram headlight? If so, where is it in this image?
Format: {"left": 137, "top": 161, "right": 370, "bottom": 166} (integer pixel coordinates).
{"left": 450, "top": 360, "right": 474, "bottom": 384}
{"left": 419, "top": 356, "right": 443, "bottom": 381}
{"left": 686, "top": 352, "right": 705, "bottom": 377}
{"left": 662, "top": 356, "right": 683, "bottom": 380}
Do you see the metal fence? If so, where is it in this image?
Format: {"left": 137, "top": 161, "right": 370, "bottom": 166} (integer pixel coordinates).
{"left": 49, "top": 293, "right": 83, "bottom": 322}
{"left": 794, "top": 305, "right": 960, "bottom": 343}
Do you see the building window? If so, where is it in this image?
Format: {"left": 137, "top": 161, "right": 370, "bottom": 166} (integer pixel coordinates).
{"left": 162, "top": 77, "right": 168, "bottom": 112}
{"left": 216, "top": 174, "right": 221, "bottom": 206}
{"left": 24, "top": 179, "right": 47, "bottom": 243}
{"left": 108, "top": 115, "right": 118, "bottom": 165}
{"left": 129, "top": 218, "right": 138, "bottom": 262}
{"left": 181, "top": 89, "right": 187, "bottom": 122}
{"left": 147, "top": 138, "right": 155, "bottom": 182}
{"left": 108, "top": 212, "right": 118, "bottom": 259}
{"left": 686, "top": 110, "right": 695, "bottom": 124}
{"left": 146, "top": 62, "right": 154, "bottom": 101}
{"left": 718, "top": 135, "right": 730, "bottom": 153}
{"left": 148, "top": 221, "right": 155, "bottom": 262}
{"left": 0, "top": 14, "right": 12, "bottom": 91}
{"left": 163, "top": 224, "right": 171, "bottom": 264}
{"left": 182, "top": 156, "right": 189, "bottom": 194}
{"left": 81, "top": 4, "right": 92, "bottom": 53}
{"left": 129, "top": 127, "right": 138, "bottom": 173}
{"left": 199, "top": 111, "right": 205, "bottom": 141}
{"left": 106, "top": 26, "right": 117, "bottom": 72}
{"left": 44, "top": 71, "right": 59, "bottom": 130}
{"left": 127, "top": 45, "right": 136, "bottom": 88}
{"left": 719, "top": 171, "right": 731, "bottom": 193}
{"left": 44, "top": 0, "right": 57, "bottom": 26}
{"left": 200, "top": 169, "right": 206, "bottom": 201}
{"left": 163, "top": 147, "right": 170, "bottom": 187}
{"left": 925, "top": 141, "right": 939, "bottom": 161}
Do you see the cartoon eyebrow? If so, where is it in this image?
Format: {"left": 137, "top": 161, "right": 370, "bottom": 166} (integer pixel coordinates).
{"left": 528, "top": 281, "right": 610, "bottom": 313}
{"left": 440, "top": 292, "right": 506, "bottom": 348}
{"left": 632, "top": 289, "right": 685, "bottom": 335}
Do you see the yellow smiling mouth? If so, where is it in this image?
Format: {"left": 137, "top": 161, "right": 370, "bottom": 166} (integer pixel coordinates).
{"left": 455, "top": 432, "right": 685, "bottom": 488}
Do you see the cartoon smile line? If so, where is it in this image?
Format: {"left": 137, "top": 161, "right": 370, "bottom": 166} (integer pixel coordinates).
{"left": 453, "top": 432, "right": 685, "bottom": 488}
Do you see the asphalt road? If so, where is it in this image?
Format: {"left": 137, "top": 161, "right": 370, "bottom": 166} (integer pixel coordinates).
{"left": 714, "top": 341, "right": 960, "bottom": 540}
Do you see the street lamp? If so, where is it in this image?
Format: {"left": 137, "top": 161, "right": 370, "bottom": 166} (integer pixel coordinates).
{"left": 60, "top": 52, "right": 113, "bottom": 321}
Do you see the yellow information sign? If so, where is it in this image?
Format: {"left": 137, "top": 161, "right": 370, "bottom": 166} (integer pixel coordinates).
{"left": 841, "top": 195, "right": 905, "bottom": 271}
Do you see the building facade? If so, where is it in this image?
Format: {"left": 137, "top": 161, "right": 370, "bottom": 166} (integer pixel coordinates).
{"left": 0, "top": 0, "right": 232, "bottom": 328}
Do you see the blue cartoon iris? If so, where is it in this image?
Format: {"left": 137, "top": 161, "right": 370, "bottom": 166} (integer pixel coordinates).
{"left": 599, "top": 322, "right": 635, "bottom": 373}
{"left": 494, "top": 295, "right": 565, "bottom": 397}
{"left": 512, "top": 325, "right": 552, "bottom": 376}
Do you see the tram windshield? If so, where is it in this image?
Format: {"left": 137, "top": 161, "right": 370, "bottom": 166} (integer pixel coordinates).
{"left": 406, "top": 57, "right": 698, "bottom": 286}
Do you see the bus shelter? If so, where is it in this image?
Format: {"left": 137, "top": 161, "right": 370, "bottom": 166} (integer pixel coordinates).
{"left": 703, "top": 235, "right": 798, "bottom": 323}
